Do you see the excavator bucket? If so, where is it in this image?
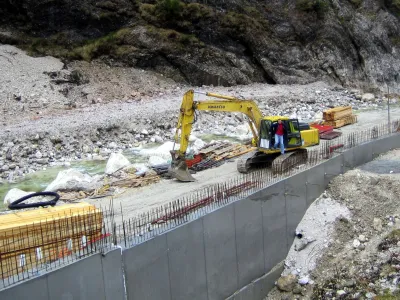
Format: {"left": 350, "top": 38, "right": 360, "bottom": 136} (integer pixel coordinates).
{"left": 168, "top": 150, "right": 196, "bottom": 182}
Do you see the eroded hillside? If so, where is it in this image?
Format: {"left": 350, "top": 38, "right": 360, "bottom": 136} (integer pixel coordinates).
{"left": 1, "top": 0, "right": 400, "bottom": 88}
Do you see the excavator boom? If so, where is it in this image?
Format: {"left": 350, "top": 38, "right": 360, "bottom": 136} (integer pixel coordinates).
{"left": 168, "top": 90, "right": 263, "bottom": 181}
{"left": 168, "top": 90, "right": 319, "bottom": 181}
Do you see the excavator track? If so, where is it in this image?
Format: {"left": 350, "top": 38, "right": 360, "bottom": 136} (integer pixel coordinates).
{"left": 271, "top": 149, "right": 308, "bottom": 174}
{"left": 237, "top": 150, "right": 258, "bottom": 173}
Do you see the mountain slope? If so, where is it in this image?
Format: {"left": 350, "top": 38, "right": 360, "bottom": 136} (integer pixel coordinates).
{"left": 1, "top": 0, "right": 400, "bottom": 89}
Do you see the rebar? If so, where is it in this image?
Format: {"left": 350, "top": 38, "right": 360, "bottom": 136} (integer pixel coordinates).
{"left": 0, "top": 118, "right": 399, "bottom": 289}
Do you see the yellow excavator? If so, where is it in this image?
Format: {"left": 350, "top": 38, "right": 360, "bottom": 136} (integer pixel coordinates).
{"left": 168, "top": 90, "right": 320, "bottom": 181}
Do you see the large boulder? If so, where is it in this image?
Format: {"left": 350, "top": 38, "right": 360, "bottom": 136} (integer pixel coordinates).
{"left": 105, "top": 152, "right": 131, "bottom": 175}
{"left": 45, "top": 169, "right": 102, "bottom": 192}
{"left": 188, "top": 138, "right": 206, "bottom": 155}
{"left": 276, "top": 274, "right": 297, "bottom": 292}
{"left": 148, "top": 156, "right": 168, "bottom": 167}
{"left": 361, "top": 93, "right": 375, "bottom": 102}
{"left": 193, "top": 138, "right": 205, "bottom": 150}
{"left": 4, "top": 188, "right": 35, "bottom": 205}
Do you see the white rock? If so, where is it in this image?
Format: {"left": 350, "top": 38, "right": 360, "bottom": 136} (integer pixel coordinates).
{"left": 298, "top": 277, "right": 309, "bottom": 285}
{"left": 314, "top": 112, "right": 323, "bottom": 120}
{"left": 35, "top": 151, "right": 43, "bottom": 159}
{"left": 82, "top": 145, "right": 90, "bottom": 153}
{"left": 358, "top": 234, "right": 366, "bottom": 242}
{"left": 337, "top": 290, "right": 346, "bottom": 296}
{"left": 154, "top": 135, "right": 163, "bottom": 143}
{"left": 105, "top": 152, "right": 131, "bottom": 175}
{"left": 365, "top": 292, "right": 376, "bottom": 299}
{"left": 150, "top": 137, "right": 156, "bottom": 143}
{"left": 353, "top": 239, "right": 361, "bottom": 248}
{"left": 361, "top": 93, "right": 375, "bottom": 102}
{"left": 373, "top": 218, "right": 383, "bottom": 232}
{"left": 132, "top": 163, "right": 149, "bottom": 176}
{"left": 141, "top": 129, "right": 149, "bottom": 135}
{"left": 45, "top": 169, "right": 102, "bottom": 192}
{"left": 108, "top": 142, "right": 118, "bottom": 149}
{"left": 148, "top": 156, "right": 167, "bottom": 167}
{"left": 193, "top": 138, "right": 205, "bottom": 150}
{"left": 189, "top": 135, "right": 198, "bottom": 142}
{"left": 4, "top": 188, "right": 35, "bottom": 205}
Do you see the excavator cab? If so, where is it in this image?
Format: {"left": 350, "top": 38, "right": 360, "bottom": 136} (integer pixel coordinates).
{"left": 168, "top": 90, "right": 320, "bottom": 182}
{"left": 258, "top": 118, "right": 303, "bottom": 151}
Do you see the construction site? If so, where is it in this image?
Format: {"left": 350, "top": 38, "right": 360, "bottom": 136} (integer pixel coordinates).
{"left": 1, "top": 76, "right": 400, "bottom": 299}
{"left": 1, "top": 22, "right": 400, "bottom": 297}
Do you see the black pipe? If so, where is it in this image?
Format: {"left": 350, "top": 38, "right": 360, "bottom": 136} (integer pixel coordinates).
{"left": 8, "top": 192, "right": 60, "bottom": 210}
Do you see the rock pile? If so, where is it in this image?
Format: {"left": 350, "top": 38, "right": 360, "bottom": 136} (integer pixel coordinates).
{"left": 266, "top": 151, "right": 400, "bottom": 299}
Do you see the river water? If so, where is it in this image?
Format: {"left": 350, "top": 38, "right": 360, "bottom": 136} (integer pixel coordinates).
{"left": 0, "top": 134, "right": 245, "bottom": 210}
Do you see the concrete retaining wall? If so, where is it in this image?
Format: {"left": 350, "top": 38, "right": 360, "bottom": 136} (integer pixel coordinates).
{"left": 1, "top": 134, "right": 398, "bottom": 300}
{"left": 0, "top": 249, "right": 124, "bottom": 300}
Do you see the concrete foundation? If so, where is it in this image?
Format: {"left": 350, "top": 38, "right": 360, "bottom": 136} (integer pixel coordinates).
{"left": 1, "top": 133, "right": 398, "bottom": 300}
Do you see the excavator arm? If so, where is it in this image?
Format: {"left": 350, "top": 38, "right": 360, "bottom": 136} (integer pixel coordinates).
{"left": 169, "top": 89, "right": 264, "bottom": 181}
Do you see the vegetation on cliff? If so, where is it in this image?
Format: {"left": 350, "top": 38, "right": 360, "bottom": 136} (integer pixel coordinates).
{"left": 1, "top": 0, "right": 400, "bottom": 88}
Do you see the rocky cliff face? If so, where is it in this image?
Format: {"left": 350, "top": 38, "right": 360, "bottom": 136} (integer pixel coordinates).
{"left": 1, "top": 0, "right": 400, "bottom": 90}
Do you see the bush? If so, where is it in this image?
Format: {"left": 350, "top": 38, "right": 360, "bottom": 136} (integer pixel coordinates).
{"left": 386, "top": 0, "right": 400, "bottom": 16}
{"left": 296, "top": 0, "right": 329, "bottom": 17}
{"left": 140, "top": 3, "right": 158, "bottom": 23}
{"left": 155, "top": 0, "right": 183, "bottom": 19}
{"left": 221, "top": 11, "right": 265, "bottom": 36}
{"left": 348, "top": 0, "right": 363, "bottom": 8}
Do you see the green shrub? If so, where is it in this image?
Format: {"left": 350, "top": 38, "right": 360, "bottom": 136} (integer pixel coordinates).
{"left": 296, "top": 0, "right": 329, "bottom": 17}
{"left": 96, "top": 1, "right": 118, "bottom": 11}
{"left": 392, "top": 0, "right": 400, "bottom": 10}
{"left": 71, "top": 28, "right": 130, "bottom": 61}
{"left": 386, "top": 0, "right": 400, "bottom": 16}
{"left": 348, "top": 0, "right": 363, "bottom": 8}
{"left": 221, "top": 11, "right": 265, "bottom": 36}
{"left": 183, "top": 3, "right": 213, "bottom": 19}
{"left": 155, "top": 0, "right": 183, "bottom": 19}
{"left": 140, "top": 3, "right": 158, "bottom": 22}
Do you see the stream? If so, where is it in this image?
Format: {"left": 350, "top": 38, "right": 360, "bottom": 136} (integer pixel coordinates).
{"left": 0, "top": 150, "right": 148, "bottom": 210}
{"left": 0, "top": 134, "right": 246, "bottom": 210}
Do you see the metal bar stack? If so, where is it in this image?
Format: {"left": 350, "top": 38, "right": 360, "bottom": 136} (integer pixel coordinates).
{"left": 0, "top": 203, "right": 103, "bottom": 279}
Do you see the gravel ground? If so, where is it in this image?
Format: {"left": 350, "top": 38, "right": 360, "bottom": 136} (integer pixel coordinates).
{"left": 1, "top": 43, "right": 400, "bottom": 214}
{"left": 84, "top": 109, "right": 400, "bottom": 222}
{"left": 1, "top": 43, "right": 400, "bottom": 298}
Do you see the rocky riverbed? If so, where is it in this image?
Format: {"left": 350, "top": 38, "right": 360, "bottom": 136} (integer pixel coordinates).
{"left": 2, "top": 46, "right": 397, "bottom": 187}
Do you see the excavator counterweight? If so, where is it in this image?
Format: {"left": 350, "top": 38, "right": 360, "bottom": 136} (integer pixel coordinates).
{"left": 168, "top": 90, "right": 320, "bottom": 181}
